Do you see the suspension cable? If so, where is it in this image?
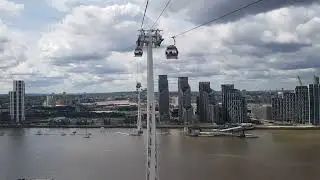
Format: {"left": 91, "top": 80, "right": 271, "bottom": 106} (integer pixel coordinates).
{"left": 172, "top": 0, "right": 265, "bottom": 38}
{"left": 141, "top": 0, "right": 151, "bottom": 29}
{"left": 150, "top": 0, "right": 173, "bottom": 29}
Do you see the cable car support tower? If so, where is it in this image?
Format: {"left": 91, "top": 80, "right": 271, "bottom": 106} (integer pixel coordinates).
{"left": 131, "top": 0, "right": 271, "bottom": 179}
{"left": 136, "top": 81, "right": 143, "bottom": 135}
{"left": 134, "top": 28, "right": 163, "bottom": 180}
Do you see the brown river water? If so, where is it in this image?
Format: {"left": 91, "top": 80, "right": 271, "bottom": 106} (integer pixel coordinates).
{"left": 1, "top": 128, "right": 320, "bottom": 180}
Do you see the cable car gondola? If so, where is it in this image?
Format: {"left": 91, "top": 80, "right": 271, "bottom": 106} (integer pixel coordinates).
{"left": 134, "top": 47, "right": 143, "bottom": 57}
{"left": 134, "top": 31, "right": 146, "bottom": 57}
{"left": 136, "top": 82, "right": 142, "bottom": 89}
{"left": 165, "top": 37, "right": 178, "bottom": 59}
{"left": 166, "top": 45, "right": 178, "bottom": 59}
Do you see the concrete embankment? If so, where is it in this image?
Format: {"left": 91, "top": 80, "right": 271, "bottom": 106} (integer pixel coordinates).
{"left": 255, "top": 125, "right": 320, "bottom": 130}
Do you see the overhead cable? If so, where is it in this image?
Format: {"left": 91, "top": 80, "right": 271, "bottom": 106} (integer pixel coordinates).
{"left": 141, "top": 0, "right": 151, "bottom": 28}
{"left": 172, "top": 0, "right": 265, "bottom": 38}
{"left": 150, "top": 0, "right": 173, "bottom": 29}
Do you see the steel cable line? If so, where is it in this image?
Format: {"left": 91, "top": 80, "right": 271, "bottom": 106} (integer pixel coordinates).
{"left": 141, "top": 0, "right": 151, "bottom": 28}
{"left": 150, "top": 0, "right": 173, "bottom": 29}
{"left": 172, "top": 0, "right": 265, "bottom": 38}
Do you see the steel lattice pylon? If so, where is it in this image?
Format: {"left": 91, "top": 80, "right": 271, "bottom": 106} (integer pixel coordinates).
{"left": 136, "top": 82, "right": 143, "bottom": 135}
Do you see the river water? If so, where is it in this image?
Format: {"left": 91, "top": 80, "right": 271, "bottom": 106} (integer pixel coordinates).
{"left": 1, "top": 128, "right": 320, "bottom": 180}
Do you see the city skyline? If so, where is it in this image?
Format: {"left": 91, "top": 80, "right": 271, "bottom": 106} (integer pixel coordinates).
{"left": 2, "top": 75, "right": 320, "bottom": 95}
{"left": 0, "top": 0, "right": 320, "bottom": 93}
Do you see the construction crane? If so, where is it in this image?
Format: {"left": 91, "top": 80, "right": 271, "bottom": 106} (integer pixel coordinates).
{"left": 297, "top": 76, "right": 303, "bottom": 86}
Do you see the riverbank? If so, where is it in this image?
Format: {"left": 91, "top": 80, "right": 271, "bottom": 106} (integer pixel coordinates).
{"left": 0, "top": 124, "right": 214, "bottom": 129}
{"left": 255, "top": 125, "right": 320, "bottom": 130}
{"left": 1, "top": 124, "right": 320, "bottom": 130}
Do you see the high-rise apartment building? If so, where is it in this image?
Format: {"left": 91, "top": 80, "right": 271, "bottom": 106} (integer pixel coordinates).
{"left": 225, "top": 88, "right": 247, "bottom": 123}
{"left": 271, "top": 76, "right": 320, "bottom": 124}
{"left": 199, "top": 82, "right": 210, "bottom": 123}
{"left": 9, "top": 80, "right": 25, "bottom": 123}
{"left": 272, "top": 88, "right": 310, "bottom": 123}
{"left": 158, "top": 75, "right": 170, "bottom": 122}
{"left": 198, "top": 82, "right": 216, "bottom": 123}
{"left": 295, "top": 86, "right": 309, "bottom": 124}
{"left": 221, "top": 84, "right": 234, "bottom": 123}
{"left": 283, "top": 92, "right": 295, "bottom": 122}
{"left": 271, "top": 96, "right": 283, "bottom": 121}
{"left": 309, "top": 83, "right": 320, "bottom": 125}
{"left": 178, "top": 77, "right": 193, "bottom": 124}
{"left": 44, "top": 94, "right": 56, "bottom": 107}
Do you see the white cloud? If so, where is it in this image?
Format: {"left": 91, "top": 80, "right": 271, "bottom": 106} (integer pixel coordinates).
{"left": 46, "top": 0, "right": 81, "bottom": 12}
{"left": 32, "top": 3, "right": 143, "bottom": 92}
{"left": 0, "top": 20, "right": 27, "bottom": 72}
{"left": 46, "top": 0, "right": 116, "bottom": 12}
{"left": 0, "top": 0, "right": 24, "bottom": 16}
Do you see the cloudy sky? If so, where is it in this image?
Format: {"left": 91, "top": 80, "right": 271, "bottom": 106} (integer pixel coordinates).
{"left": 0, "top": 0, "right": 319, "bottom": 93}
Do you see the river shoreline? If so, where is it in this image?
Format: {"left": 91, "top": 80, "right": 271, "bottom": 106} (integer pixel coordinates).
{"left": 1, "top": 124, "right": 320, "bottom": 130}
{"left": 254, "top": 125, "right": 320, "bottom": 130}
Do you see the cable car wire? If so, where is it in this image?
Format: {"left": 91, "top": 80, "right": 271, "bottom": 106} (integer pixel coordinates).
{"left": 172, "top": 0, "right": 265, "bottom": 38}
{"left": 150, "top": 0, "right": 173, "bottom": 29}
{"left": 141, "top": 0, "right": 151, "bottom": 28}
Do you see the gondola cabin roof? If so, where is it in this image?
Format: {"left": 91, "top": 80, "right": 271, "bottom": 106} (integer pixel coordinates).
{"left": 166, "top": 45, "right": 177, "bottom": 50}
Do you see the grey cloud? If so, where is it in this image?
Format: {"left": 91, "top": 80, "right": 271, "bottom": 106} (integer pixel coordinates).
{"left": 170, "top": 71, "right": 225, "bottom": 78}
{"left": 0, "top": 37, "right": 9, "bottom": 44}
{"left": 0, "top": 37, "right": 9, "bottom": 52}
{"left": 169, "top": 0, "right": 318, "bottom": 25}
{"left": 245, "top": 71, "right": 271, "bottom": 79}
{"left": 272, "top": 56, "right": 320, "bottom": 70}
{"left": 71, "top": 75, "right": 131, "bottom": 89}
{"left": 227, "top": 44, "right": 266, "bottom": 58}
{"left": 72, "top": 81, "right": 100, "bottom": 88}
{"left": 0, "top": 52, "right": 26, "bottom": 69}
{"left": 277, "top": 60, "right": 320, "bottom": 70}
{"left": 228, "top": 42, "right": 312, "bottom": 59}
{"left": 10, "top": 72, "right": 37, "bottom": 76}
{"left": 0, "top": 22, "right": 28, "bottom": 73}
{"left": 69, "top": 64, "right": 126, "bottom": 75}
{"left": 51, "top": 52, "right": 106, "bottom": 65}
{"left": 155, "top": 57, "right": 224, "bottom": 79}
{"left": 264, "top": 44, "right": 320, "bottom": 71}
{"left": 263, "top": 42, "right": 311, "bottom": 53}
{"left": 219, "top": 12, "right": 315, "bottom": 59}
{"left": 27, "top": 77, "right": 65, "bottom": 87}
{"left": 72, "top": 78, "right": 112, "bottom": 88}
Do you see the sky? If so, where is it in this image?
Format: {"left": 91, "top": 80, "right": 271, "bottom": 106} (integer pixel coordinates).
{"left": 0, "top": 0, "right": 319, "bottom": 93}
